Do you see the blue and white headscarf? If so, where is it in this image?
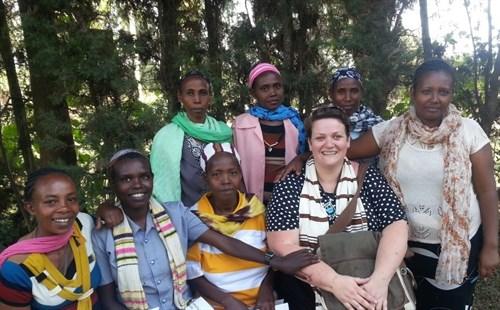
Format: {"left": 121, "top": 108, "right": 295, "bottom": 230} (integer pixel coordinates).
{"left": 330, "top": 68, "right": 363, "bottom": 88}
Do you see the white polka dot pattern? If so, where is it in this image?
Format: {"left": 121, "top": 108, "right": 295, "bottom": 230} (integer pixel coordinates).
{"left": 265, "top": 165, "right": 406, "bottom": 232}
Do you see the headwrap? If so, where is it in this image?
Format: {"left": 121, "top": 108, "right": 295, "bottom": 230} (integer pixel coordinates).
{"left": 108, "top": 149, "right": 144, "bottom": 171}
{"left": 178, "top": 69, "right": 212, "bottom": 92}
{"left": 199, "top": 142, "right": 241, "bottom": 172}
{"left": 248, "top": 63, "right": 281, "bottom": 88}
{"left": 380, "top": 104, "right": 471, "bottom": 285}
{"left": 330, "top": 68, "right": 363, "bottom": 88}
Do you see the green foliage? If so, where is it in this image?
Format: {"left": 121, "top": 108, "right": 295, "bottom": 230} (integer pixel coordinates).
{"left": 0, "top": 0, "right": 498, "bottom": 246}
{"left": 1, "top": 124, "right": 21, "bottom": 165}
{"left": 0, "top": 210, "right": 28, "bottom": 251}
{"left": 0, "top": 0, "right": 163, "bottom": 245}
{"left": 0, "top": 122, "right": 31, "bottom": 250}
{"left": 331, "top": 0, "right": 419, "bottom": 116}
{"left": 450, "top": 55, "right": 487, "bottom": 115}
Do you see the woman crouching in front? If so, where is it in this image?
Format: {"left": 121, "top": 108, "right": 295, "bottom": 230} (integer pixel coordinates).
{"left": 0, "top": 168, "right": 101, "bottom": 309}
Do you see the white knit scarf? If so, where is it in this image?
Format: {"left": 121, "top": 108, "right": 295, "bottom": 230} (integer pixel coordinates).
{"left": 380, "top": 104, "right": 470, "bottom": 285}
{"left": 298, "top": 158, "right": 368, "bottom": 251}
{"left": 113, "top": 198, "right": 188, "bottom": 309}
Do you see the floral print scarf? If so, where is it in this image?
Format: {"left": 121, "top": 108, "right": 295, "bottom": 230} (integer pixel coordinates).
{"left": 380, "top": 104, "right": 470, "bottom": 285}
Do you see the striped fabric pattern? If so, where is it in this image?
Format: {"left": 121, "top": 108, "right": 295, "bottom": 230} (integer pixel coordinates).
{"left": 298, "top": 158, "right": 368, "bottom": 251}
{"left": 261, "top": 123, "right": 286, "bottom": 205}
{"left": 0, "top": 213, "right": 100, "bottom": 309}
{"left": 113, "top": 198, "right": 188, "bottom": 310}
{"left": 113, "top": 224, "right": 148, "bottom": 309}
{"left": 187, "top": 192, "right": 268, "bottom": 309}
{"left": 199, "top": 142, "right": 241, "bottom": 172}
{"left": 153, "top": 208, "right": 188, "bottom": 300}
{"left": 298, "top": 158, "right": 369, "bottom": 310}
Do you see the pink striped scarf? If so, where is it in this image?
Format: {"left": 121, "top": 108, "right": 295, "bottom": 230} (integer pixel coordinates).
{"left": 113, "top": 198, "right": 188, "bottom": 309}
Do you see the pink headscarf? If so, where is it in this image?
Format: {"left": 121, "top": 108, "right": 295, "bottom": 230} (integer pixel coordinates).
{"left": 248, "top": 63, "right": 281, "bottom": 89}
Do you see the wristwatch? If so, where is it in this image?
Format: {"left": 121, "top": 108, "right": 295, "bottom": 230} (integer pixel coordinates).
{"left": 264, "top": 251, "right": 276, "bottom": 265}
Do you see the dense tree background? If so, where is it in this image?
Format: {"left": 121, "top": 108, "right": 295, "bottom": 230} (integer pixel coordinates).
{"left": 0, "top": 0, "right": 498, "bottom": 248}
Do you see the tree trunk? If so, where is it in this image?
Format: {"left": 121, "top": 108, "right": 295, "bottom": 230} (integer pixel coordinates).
{"left": 0, "top": 0, "right": 35, "bottom": 173}
{"left": 482, "top": 44, "right": 500, "bottom": 135}
{"left": 17, "top": 0, "right": 77, "bottom": 166}
{"left": 419, "top": 0, "right": 432, "bottom": 60}
{"left": 478, "top": 0, "right": 499, "bottom": 135}
{"left": 464, "top": 0, "right": 499, "bottom": 135}
{"left": 158, "top": 0, "right": 182, "bottom": 117}
{"left": 204, "top": 0, "right": 226, "bottom": 121}
{"left": 295, "top": 1, "right": 320, "bottom": 116}
{"left": 252, "top": 0, "right": 272, "bottom": 61}
{"left": 281, "top": 0, "right": 294, "bottom": 108}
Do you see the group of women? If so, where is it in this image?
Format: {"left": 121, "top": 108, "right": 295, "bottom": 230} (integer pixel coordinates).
{"left": 0, "top": 59, "right": 498, "bottom": 310}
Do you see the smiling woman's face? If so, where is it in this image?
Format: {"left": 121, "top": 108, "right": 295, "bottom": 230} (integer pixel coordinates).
{"left": 111, "top": 157, "right": 153, "bottom": 213}
{"left": 329, "top": 78, "right": 362, "bottom": 117}
{"left": 308, "top": 118, "right": 350, "bottom": 169}
{"left": 25, "top": 174, "right": 80, "bottom": 237}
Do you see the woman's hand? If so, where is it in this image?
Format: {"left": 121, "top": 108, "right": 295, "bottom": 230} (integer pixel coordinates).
{"left": 255, "top": 268, "right": 275, "bottom": 310}
{"left": 361, "top": 277, "right": 389, "bottom": 310}
{"left": 95, "top": 201, "right": 123, "bottom": 229}
{"left": 97, "top": 283, "right": 129, "bottom": 310}
{"left": 269, "top": 249, "right": 319, "bottom": 275}
{"left": 274, "top": 152, "right": 310, "bottom": 182}
{"left": 330, "top": 275, "right": 376, "bottom": 310}
{"left": 478, "top": 244, "right": 500, "bottom": 278}
{"left": 255, "top": 284, "right": 275, "bottom": 310}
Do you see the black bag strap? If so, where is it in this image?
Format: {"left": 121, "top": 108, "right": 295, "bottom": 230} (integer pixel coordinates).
{"left": 327, "top": 162, "right": 369, "bottom": 234}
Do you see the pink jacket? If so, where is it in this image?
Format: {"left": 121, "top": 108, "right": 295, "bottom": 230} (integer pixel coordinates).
{"left": 232, "top": 113, "right": 299, "bottom": 202}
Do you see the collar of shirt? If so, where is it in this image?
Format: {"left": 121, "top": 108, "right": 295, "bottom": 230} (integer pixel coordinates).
{"left": 127, "top": 212, "right": 156, "bottom": 236}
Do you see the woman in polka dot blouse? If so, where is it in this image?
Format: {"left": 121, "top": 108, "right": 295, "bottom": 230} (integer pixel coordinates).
{"left": 266, "top": 105, "right": 408, "bottom": 310}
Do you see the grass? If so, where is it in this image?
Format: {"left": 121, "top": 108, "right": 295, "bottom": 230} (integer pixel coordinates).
{"left": 474, "top": 213, "right": 500, "bottom": 309}
{"left": 475, "top": 273, "right": 500, "bottom": 309}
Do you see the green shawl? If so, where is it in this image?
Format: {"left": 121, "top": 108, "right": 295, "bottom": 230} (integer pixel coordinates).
{"left": 151, "top": 112, "right": 232, "bottom": 203}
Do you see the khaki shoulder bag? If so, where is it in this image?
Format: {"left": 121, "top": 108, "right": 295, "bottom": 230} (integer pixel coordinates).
{"left": 318, "top": 163, "right": 416, "bottom": 310}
